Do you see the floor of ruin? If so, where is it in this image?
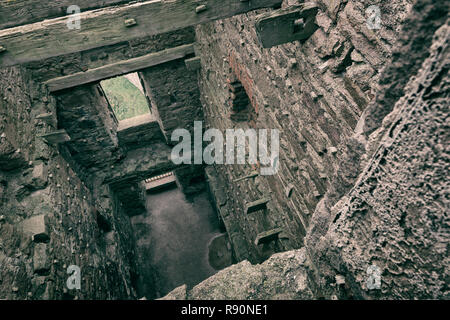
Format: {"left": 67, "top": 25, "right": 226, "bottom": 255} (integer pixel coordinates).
{"left": 130, "top": 186, "right": 230, "bottom": 298}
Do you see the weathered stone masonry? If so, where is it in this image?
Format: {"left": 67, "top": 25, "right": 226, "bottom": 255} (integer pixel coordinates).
{"left": 0, "top": 67, "right": 139, "bottom": 299}
{"left": 195, "top": 0, "right": 414, "bottom": 264}
{"left": 0, "top": 0, "right": 448, "bottom": 300}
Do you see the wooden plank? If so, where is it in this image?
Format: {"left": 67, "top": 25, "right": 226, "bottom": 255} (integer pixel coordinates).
{"left": 233, "top": 170, "right": 259, "bottom": 182}
{"left": 254, "top": 228, "right": 283, "bottom": 245}
{"left": 45, "top": 44, "right": 195, "bottom": 92}
{"left": 0, "top": 0, "right": 282, "bottom": 67}
{"left": 0, "top": 1, "right": 143, "bottom": 30}
{"left": 40, "top": 130, "right": 71, "bottom": 144}
{"left": 185, "top": 57, "right": 202, "bottom": 71}
{"left": 255, "top": 3, "right": 319, "bottom": 48}
{"left": 245, "top": 197, "right": 270, "bottom": 214}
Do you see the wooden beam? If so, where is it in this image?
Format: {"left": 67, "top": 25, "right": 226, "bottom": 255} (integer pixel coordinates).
{"left": 255, "top": 3, "right": 319, "bottom": 48}
{"left": 254, "top": 228, "right": 283, "bottom": 246}
{"left": 45, "top": 44, "right": 194, "bottom": 92}
{"left": 233, "top": 170, "right": 259, "bottom": 182}
{"left": 245, "top": 198, "right": 270, "bottom": 214}
{"left": 0, "top": 0, "right": 282, "bottom": 67}
{"left": 0, "top": 1, "right": 143, "bottom": 30}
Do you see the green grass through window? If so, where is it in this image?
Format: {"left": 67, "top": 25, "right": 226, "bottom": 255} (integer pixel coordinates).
{"left": 101, "top": 74, "right": 150, "bottom": 121}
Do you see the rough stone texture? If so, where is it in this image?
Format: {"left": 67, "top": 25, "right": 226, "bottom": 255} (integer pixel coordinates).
{"left": 138, "top": 57, "right": 206, "bottom": 192}
{"left": 160, "top": 248, "right": 314, "bottom": 300}
{"left": 0, "top": 134, "right": 27, "bottom": 171}
{"left": 362, "top": 0, "right": 449, "bottom": 134}
{"left": 0, "top": 66, "right": 140, "bottom": 300}
{"left": 157, "top": 284, "right": 187, "bottom": 300}
{"left": 117, "top": 114, "right": 165, "bottom": 150}
{"left": 306, "top": 20, "right": 450, "bottom": 300}
{"left": 195, "top": 0, "right": 413, "bottom": 264}
{"left": 166, "top": 0, "right": 447, "bottom": 300}
{"left": 55, "top": 84, "right": 121, "bottom": 176}
{"left": 104, "top": 142, "right": 176, "bottom": 186}
{"left": 33, "top": 243, "right": 50, "bottom": 275}
{"left": 20, "top": 214, "right": 49, "bottom": 243}
{"left": 113, "top": 181, "right": 147, "bottom": 217}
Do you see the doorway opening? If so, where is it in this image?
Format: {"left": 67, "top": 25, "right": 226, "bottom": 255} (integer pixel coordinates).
{"left": 100, "top": 72, "right": 151, "bottom": 121}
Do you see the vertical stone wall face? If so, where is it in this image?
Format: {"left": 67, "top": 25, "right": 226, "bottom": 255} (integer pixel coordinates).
{"left": 305, "top": 16, "right": 450, "bottom": 300}
{"left": 0, "top": 67, "right": 139, "bottom": 299}
{"left": 55, "top": 84, "right": 121, "bottom": 176}
{"left": 139, "top": 58, "right": 206, "bottom": 193}
{"left": 195, "top": 0, "right": 413, "bottom": 263}
{"left": 1, "top": 0, "right": 447, "bottom": 301}
{"left": 139, "top": 58, "right": 204, "bottom": 144}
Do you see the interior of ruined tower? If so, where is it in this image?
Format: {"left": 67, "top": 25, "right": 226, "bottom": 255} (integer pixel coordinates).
{"left": 0, "top": 0, "right": 448, "bottom": 300}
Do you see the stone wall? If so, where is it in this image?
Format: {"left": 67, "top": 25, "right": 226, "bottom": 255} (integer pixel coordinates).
{"left": 0, "top": 66, "right": 139, "bottom": 299}
{"left": 195, "top": 0, "right": 413, "bottom": 263}
{"left": 169, "top": 0, "right": 448, "bottom": 299}
{"left": 1, "top": 0, "right": 447, "bottom": 301}
{"left": 117, "top": 114, "right": 165, "bottom": 151}
{"left": 139, "top": 57, "right": 204, "bottom": 144}
{"left": 139, "top": 56, "right": 206, "bottom": 193}
{"left": 25, "top": 28, "right": 196, "bottom": 83}
{"left": 162, "top": 16, "right": 448, "bottom": 298}
{"left": 305, "top": 5, "right": 449, "bottom": 299}
{"left": 55, "top": 84, "right": 121, "bottom": 176}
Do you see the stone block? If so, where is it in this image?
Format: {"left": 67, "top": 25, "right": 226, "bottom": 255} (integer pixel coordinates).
{"left": 0, "top": 133, "right": 27, "bottom": 170}
{"left": 20, "top": 214, "right": 49, "bottom": 242}
{"left": 185, "top": 57, "right": 202, "bottom": 71}
{"left": 33, "top": 243, "right": 50, "bottom": 274}
{"left": 40, "top": 129, "right": 71, "bottom": 144}
{"left": 27, "top": 161, "right": 48, "bottom": 190}
{"left": 157, "top": 284, "right": 187, "bottom": 300}
{"left": 117, "top": 114, "right": 164, "bottom": 149}
{"left": 36, "top": 113, "right": 54, "bottom": 125}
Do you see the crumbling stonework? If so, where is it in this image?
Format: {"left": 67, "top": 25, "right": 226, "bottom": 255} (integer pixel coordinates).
{"left": 161, "top": 248, "right": 314, "bottom": 300}
{"left": 174, "top": 0, "right": 448, "bottom": 300}
{"left": 0, "top": 0, "right": 448, "bottom": 301}
{"left": 195, "top": 0, "right": 414, "bottom": 264}
{"left": 0, "top": 67, "right": 140, "bottom": 299}
{"left": 305, "top": 20, "right": 449, "bottom": 300}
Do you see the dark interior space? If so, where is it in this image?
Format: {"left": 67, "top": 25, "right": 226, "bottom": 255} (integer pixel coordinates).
{"left": 130, "top": 183, "right": 232, "bottom": 298}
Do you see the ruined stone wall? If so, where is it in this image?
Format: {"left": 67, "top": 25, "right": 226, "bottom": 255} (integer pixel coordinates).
{"left": 195, "top": 0, "right": 413, "bottom": 263}
{"left": 55, "top": 84, "right": 121, "bottom": 176}
{"left": 0, "top": 67, "right": 139, "bottom": 299}
{"left": 165, "top": 0, "right": 448, "bottom": 300}
{"left": 139, "top": 58, "right": 204, "bottom": 144}
{"left": 1, "top": 0, "right": 447, "bottom": 301}
{"left": 304, "top": 3, "right": 449, "bottom": 299}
